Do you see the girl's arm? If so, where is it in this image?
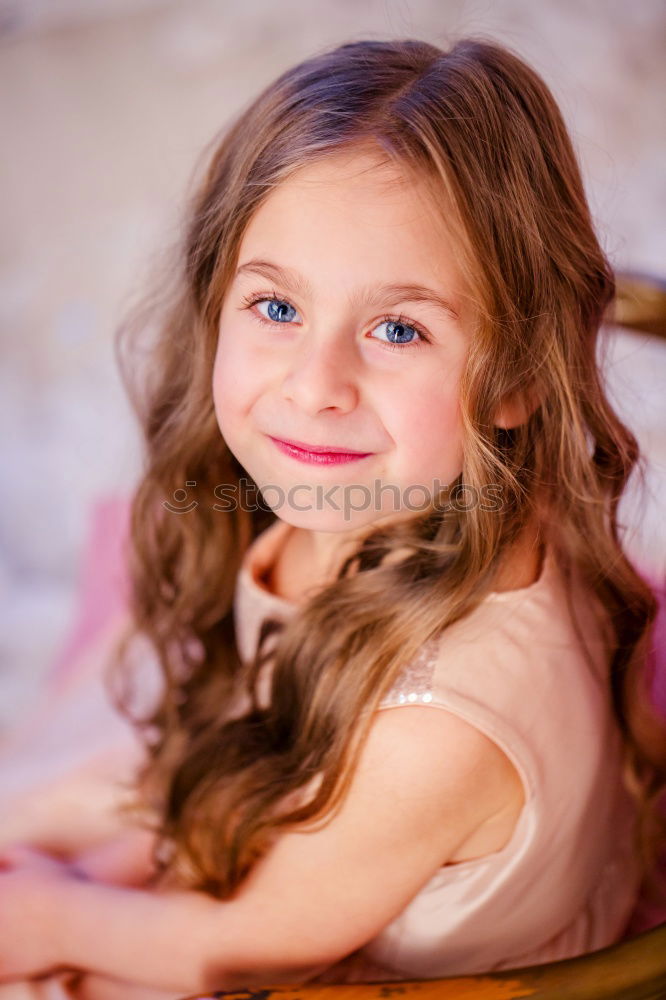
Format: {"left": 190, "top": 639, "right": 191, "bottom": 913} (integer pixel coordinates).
{"left": 0, "top": 705, "right": 521, "bottom": 993}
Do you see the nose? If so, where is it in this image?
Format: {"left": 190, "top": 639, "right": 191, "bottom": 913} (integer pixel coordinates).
{"left": 280, "top": 328, "right": 359, "bottom": 414}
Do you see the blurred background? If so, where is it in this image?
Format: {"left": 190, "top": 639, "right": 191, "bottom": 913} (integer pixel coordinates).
{"left": 1, "top": 0, "right": 665, "bottom": 731}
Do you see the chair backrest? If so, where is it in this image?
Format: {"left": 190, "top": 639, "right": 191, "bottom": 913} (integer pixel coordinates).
{"left": 610, "top": 270, "right": 666, "bottom": 339}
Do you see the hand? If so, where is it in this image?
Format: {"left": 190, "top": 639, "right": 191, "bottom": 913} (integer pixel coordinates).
{"left": 73, "top": 827, "right": 159, "bottom": 888}
{"left": 0, "top": 843, "right": 85, "bottom": 982}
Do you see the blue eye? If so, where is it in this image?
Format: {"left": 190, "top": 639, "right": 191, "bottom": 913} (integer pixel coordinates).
{"left": 240, "top": 290, "right": 429, "bottom": 353}
{"left": 373, "top": 316, "right": 425, "bottom": 351}
{"left": 261, "top": 297, "right": 298, "bottom": 323}
{"left": 240, "top": 292, "right": 299, "bottom": 326}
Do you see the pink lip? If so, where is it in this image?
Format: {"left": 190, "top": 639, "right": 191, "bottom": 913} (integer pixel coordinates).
{"left": 268, "top": 435, "right": 373, "bottom": 465}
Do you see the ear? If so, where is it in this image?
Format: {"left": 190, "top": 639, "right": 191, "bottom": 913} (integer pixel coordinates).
{"left": 493, "top": 386, "right": 540, "bottom": 429}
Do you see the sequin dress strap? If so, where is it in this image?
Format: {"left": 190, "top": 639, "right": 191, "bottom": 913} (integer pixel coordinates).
{"left": 378, "top": 637, "right": 442, "bottom": 709}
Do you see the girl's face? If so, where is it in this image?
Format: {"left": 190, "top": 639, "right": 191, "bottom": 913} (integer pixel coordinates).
{"left": 213, "top": 145, "right": 472, "bottom": 537}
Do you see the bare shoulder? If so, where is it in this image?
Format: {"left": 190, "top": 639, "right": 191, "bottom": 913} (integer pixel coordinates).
{"left": 365, "top": 704, "right": 525, "bottom": 857}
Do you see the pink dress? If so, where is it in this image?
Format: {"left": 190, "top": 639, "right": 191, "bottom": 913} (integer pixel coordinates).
{"left": 0, "top": 516, "right": 643, "bottom": 992}
{"left": 233, "top": 517, "right": 643, "bottom": 981}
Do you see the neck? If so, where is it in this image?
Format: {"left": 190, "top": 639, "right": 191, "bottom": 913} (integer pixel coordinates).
{"left": 263, "top": 514, "right": 545, "bottom": 605}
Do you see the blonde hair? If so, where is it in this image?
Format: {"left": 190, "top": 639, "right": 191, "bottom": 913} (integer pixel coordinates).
{"left": 111, "top": 36, "right": 666, "bottom": 902}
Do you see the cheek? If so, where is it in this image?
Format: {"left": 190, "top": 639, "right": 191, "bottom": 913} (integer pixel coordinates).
{"left": 411, "top": 387, "right": 460, "bottom": 436}
{"left": 213, "top": 314, "right": 270, "bottom": 410}
{"left": 391, "top": 376, "right": 463, "bottom": 482}
{"left": 212, "top": 329, "right": 252, "bottom": 439}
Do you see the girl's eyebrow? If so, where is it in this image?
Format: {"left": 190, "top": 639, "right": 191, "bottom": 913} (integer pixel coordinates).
{"left": 234, "top": 258, "right": 460, "bottom": 321}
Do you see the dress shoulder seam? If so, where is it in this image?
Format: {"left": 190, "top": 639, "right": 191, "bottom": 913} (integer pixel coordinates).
{"left": 378, "top": 637, "right": 442, "bottom": 708}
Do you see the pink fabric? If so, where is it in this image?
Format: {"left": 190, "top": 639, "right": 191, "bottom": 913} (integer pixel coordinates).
{"left": 643, "top": 571, "right": 666, "bottom": 719}
{"left": 622, "top": 565, "right": 666, "bottom": 937}
{"left": 48, "top": 496, "right": 131, "bottom": 692}
{"left": 0, "top": 496, "right": 139, "bottom": 1000}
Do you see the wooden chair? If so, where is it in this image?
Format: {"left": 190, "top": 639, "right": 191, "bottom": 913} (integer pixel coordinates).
{"left": 611, "top": 270, "right": 666, "bottom": 339}
{"left": 179, "top": 270, "right": 666, "bottom": 999}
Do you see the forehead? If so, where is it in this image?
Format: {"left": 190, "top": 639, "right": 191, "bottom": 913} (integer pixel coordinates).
{"left": 282, "top": 145, "right": 415, "bottom": 193}
{"left": 249, "top": 147, "right": 433, "bottom": 225}
{"left": 237, "top": 146, "right": 466, "bottom": 296}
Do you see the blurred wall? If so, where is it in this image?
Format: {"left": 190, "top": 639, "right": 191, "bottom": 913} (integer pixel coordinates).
{"left": 1, "top": 0, "right": 665, "bottom": 722}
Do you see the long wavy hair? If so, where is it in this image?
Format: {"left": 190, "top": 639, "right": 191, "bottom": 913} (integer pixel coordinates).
{"left": 110, "top": 35, "right": 666, "bottom": 902}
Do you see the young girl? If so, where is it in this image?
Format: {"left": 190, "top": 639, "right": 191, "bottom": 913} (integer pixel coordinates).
{"left": 1, "top": 33, "right": 665, "bottom": 999}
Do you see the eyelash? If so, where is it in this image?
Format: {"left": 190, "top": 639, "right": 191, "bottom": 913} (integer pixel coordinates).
{"left": 239, "top": 289, "right": 430, "bottom": 353}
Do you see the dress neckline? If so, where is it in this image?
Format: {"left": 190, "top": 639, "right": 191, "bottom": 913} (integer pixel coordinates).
{"left": 237, "top": 517, "right": 556, "bottom": 610}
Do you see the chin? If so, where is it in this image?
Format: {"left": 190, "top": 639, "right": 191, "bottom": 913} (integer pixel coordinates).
{"left": 283, "top": 510, "right": 372, "bottom": 534}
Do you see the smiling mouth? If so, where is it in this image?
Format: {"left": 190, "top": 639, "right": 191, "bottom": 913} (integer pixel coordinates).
{"left": 269, "top": 435, "right": 372, "bottom": 456}
{"left": 268, "top": 436, "right": 373, "bottom": 464}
